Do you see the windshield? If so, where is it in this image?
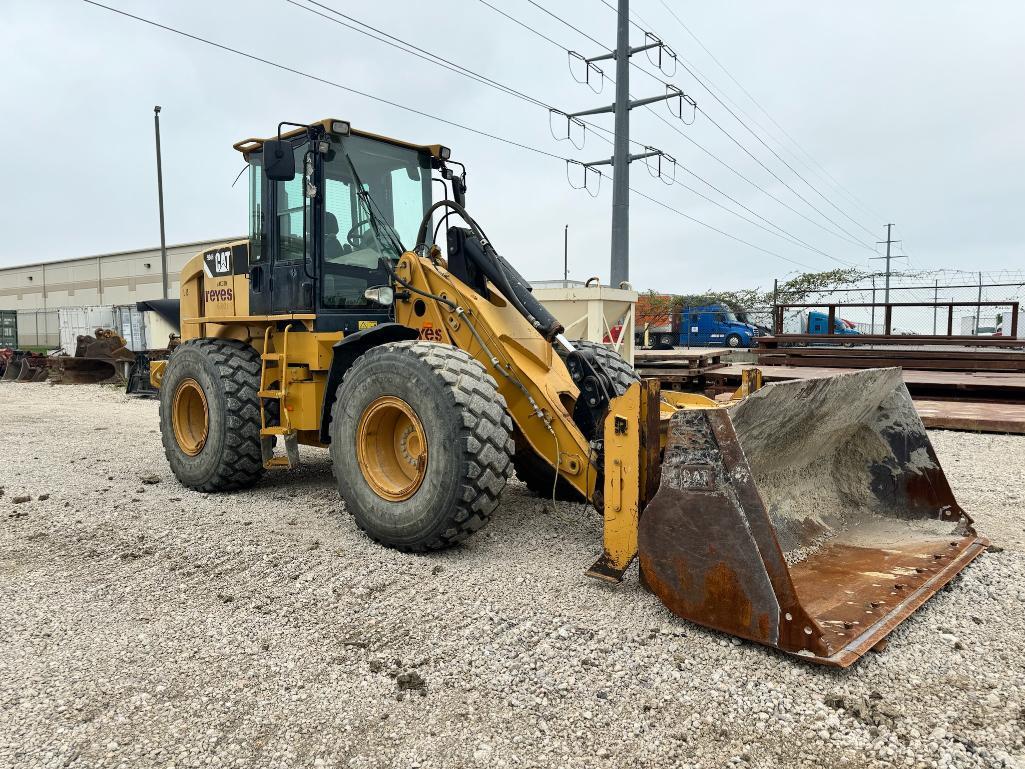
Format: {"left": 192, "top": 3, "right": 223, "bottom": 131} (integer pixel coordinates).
{"left": 721, "top": 308, "right": 738, "bottom": 323}
{"left": 320, "top": 135, "right": 432, "bottom": 308}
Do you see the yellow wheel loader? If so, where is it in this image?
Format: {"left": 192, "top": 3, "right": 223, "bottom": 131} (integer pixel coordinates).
{"left": 153, "top": 119, "right": 987, "bottom": 667}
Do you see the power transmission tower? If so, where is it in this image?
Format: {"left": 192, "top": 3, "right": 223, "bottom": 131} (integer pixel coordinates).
{"left": 568, "top": 0, "right": 686, "bottom": 287}
{"left": 871, "top": 223, "right": 906, "bottom": 304}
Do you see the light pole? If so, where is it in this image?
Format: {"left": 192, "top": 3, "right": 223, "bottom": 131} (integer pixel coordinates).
{"left": 563, "top": 224, "right": 569, "bottom": 282}
{"left": 154, "top": 106, "right": 169, "bottom": 299}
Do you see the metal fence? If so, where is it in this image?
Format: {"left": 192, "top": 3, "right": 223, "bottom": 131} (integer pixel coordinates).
{"left": 774, "top": 278, "right": 1025, "bottom": 339}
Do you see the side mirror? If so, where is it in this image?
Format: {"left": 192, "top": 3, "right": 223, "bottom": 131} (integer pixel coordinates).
{"left": 264, "top": 139, "right": 295, "bottom": 181}
{"left": 452, "top": 176, "right": 466, "bottom": 208}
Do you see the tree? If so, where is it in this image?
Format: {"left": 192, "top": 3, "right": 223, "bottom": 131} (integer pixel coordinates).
{"left": 635, "top": 291, "right": 676, "bottom": 328}
{"left": 636, "top": 268, "right": 875, "bottom": 322}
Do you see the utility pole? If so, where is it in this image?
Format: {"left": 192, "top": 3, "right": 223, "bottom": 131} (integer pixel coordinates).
{"left": 154, "top": 105, "right": 169, "bottom": 299}
{"left": 563, "top": 224, "right": 569, "bottom": 282}
{"left": 871, "top": 223, "right": 906, "bottom": 305}
{"left": 772, "top": 278, "right": 779, "bottom": 333}
{"left": 567, "top": 0, "right": 688, "bottom": 287}
{"left": 609, "top": 2, "right": 630, "bottom": 287}
{"left": 975, "top": 271, "right": 983, "bottom": 334}
{"left": 871, "top": 276, "right": 876, "bottom": 334}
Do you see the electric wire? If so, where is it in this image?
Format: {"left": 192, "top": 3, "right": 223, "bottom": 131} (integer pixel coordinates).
{"left": 295, "top": 0, "right": 842, "bottom": 262}
{"left": 287, "top": 0, "right": 632, "bottom": 165}
{"left": 475, "top": 0, "right": 861, "bottom": 266}
{"left": 588, "top": 0, "right": 879, "bottom": 247}
{"left": 652, "top": 0, "right": 886, "bottom": 224}
{"left": 80, "top": 0, "right": 568, "bottom": 163}
{"left": 82, "top": 0, "right": 816, "bottom": 271}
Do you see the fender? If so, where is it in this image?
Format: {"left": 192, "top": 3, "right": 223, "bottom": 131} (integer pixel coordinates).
{"left": 319, "top": 322, "right": 419, "bottom": 442}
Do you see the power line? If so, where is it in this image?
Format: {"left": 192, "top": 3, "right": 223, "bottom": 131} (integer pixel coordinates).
{"left": 288, "top": 1, "right": 639, "bottom": 156}
{"left": 593, "top": 0, "right": 879, "bottom": 246}
{"left": 81, "top": 0, "right": 817, "bottom": 274}
{"left": 302, "top": 0, "right": 843, "bottom": 269}
{"left": 525, "top": 0, "right": 608, "bottom": 49}
{"left": 474, "top": 0, "right": 859, "bottom": 267}
{"left": 290, "top": 0, "right": 548, "bottom": 110}
{"left": 653, "top": 0, "right": 886, "bottom": 224}
{"left": 80, "top": 0, "right": 568, "bottom": 162}
{"left": 630, "top": 187, "right": 812, "bottom": 269}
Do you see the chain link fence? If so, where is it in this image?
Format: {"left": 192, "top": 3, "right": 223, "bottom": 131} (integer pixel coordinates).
{"left": 772, "top": 276, "right": 1025, "bottom": 338}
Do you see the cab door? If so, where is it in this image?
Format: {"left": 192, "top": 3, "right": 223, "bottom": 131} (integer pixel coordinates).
{"left": 248, "top": 139, "right": 317, "bottom": 316}
{"left": 270, "top": 142, "right": 316, "bottom": 314}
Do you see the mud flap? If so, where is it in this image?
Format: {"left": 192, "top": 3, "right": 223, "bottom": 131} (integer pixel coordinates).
{"left": 638, "top": 368, "right": 988, "bottom": 667}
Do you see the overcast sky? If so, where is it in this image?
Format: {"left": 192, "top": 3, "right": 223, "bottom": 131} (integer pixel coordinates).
{"left": 2, "top": 0, "right": 1023, "bottom": 295}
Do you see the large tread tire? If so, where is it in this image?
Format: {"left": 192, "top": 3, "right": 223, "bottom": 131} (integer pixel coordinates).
{"left": 329, "top": 341, "right": 514, "bottom": 552}
{"left": 513, "top": 340, "right": 640, "bottom": 501}
{"left": 159, "top": 338, "right": 265, "bottom": 492}
{"left": 568, "top": 339, "right": 642, "bottom": 393}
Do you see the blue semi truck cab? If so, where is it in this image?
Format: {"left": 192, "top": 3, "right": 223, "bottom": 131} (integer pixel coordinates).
{"left": 806, "top": 310, "right": 861, "bottom": 336}
{"left": 678, "top": 304, "right": 762, "bottom": 348}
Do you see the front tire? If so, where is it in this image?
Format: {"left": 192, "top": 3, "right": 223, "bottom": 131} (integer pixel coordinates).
{"left": 159, "top": 338, "right": 265, "bottom": 492}
{"left": 330, "top": 341, "right": 514, "bottom": 551}
{"left": 726, "top": 333, "right": 743, "bottom": 348}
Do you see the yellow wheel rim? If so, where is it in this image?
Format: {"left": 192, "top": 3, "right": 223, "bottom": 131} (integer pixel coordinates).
{"left": 356, "top": 396, "right": 428, "bottom": 502}
{"left": 172, "top": 378, "right": 209, "bottom": 457}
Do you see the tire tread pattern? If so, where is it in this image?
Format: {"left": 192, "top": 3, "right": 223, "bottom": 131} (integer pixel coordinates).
{"left": 333, "top": 341, "right": 514, "bottom": 551}
{"left": 159, "top": 338, "right": 264, "bottom": 493}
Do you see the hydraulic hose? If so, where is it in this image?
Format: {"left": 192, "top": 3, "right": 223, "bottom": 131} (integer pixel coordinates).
{"left": 415, "top": 200, "right": 564, "bottom": 341}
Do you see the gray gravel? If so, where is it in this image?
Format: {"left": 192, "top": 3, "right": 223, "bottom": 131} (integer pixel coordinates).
{"left": 1, "top": 383, "right": 1023, "bottom": 769}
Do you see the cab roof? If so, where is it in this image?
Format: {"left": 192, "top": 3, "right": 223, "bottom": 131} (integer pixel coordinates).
{"left": 232, "top": 118, "right": 449, "bottom": 161}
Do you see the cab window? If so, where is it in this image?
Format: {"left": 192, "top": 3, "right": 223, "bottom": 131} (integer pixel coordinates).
{"left": 277, "top": 144, "right": 308, "bottom": 263}
{"left": 319, "top": 135, "right": 431, "bottom": 309}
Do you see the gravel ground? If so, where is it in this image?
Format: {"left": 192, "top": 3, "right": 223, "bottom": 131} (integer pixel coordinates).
{"left": 1, "top": 383, "right": 1023, "bottom": 769}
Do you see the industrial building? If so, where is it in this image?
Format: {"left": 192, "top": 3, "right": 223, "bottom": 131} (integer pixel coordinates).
{"left": 0, "top": 237, "right": 239, "bottom": 347}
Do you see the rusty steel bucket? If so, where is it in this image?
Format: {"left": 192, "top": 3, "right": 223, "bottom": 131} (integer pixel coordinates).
{"left": 1, "top": 358, "right": 19, "bottom": 381}
{"left": 15, "top": 358, "right": 47, "bottom": 382}
{"left": 638, "top": 368, "right": 988, "bottom": 668}
{"left": 50, "top": 357, "right": 121, "bottom": 385}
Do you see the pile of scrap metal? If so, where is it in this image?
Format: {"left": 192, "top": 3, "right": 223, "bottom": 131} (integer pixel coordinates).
{"left": 46, "top": 329, "right": 136, "bottom": 385}
{"left": 0, "top": 349, "right": 50, "bottom": 382}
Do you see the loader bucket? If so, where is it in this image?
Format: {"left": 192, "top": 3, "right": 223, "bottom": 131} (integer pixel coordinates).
{"left": 15, "top": 359, "right": 39, "bottom": 382}
{"left": 1, "top": 359, "right": 19, "bottom": 381}
{"left": 638, "top": 368, "right": 988, "bottom": 668}
{"left": 50, "top": 357, "right": 120, "bottom": 385}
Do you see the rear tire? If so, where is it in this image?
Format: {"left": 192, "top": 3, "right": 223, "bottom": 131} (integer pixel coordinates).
{"left": 330, "top": 341, "right": 514, "bottom": 552}
{"left": 159, "top": 338, "right": 264, "bottom": 492}
{"left": 513, "top": 340, "right": 640, "bottom": 501}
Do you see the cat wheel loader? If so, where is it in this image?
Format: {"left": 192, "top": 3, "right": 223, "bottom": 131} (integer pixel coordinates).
{"left": 153, "top": 119, "right": 987, "bottom": 667}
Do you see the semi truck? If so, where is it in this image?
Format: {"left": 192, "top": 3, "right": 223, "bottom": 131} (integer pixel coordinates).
{"left": 636, "top": 303, "right": 763, "bottom": 348}
{"left": 782, "top": 309, "right": 862, "bottom": 337}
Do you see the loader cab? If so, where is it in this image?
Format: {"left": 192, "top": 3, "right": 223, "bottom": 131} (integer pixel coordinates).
{"left": 243, "top": 121, "right": 437, "bottom": 333}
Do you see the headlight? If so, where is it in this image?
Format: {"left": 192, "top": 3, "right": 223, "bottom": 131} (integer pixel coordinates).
{"left": 364, "top": 286, "right": 394, "bottom": 306}
{"left": 331, "top": 120, "right": 351, "bottom": 135}
{"left": 439, "top": 146, "right": 451, "bottom": 160}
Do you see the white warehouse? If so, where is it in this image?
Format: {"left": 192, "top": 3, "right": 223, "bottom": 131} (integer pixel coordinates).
{"left": 0, "top": 237, "right": 239, "bottom": 347}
